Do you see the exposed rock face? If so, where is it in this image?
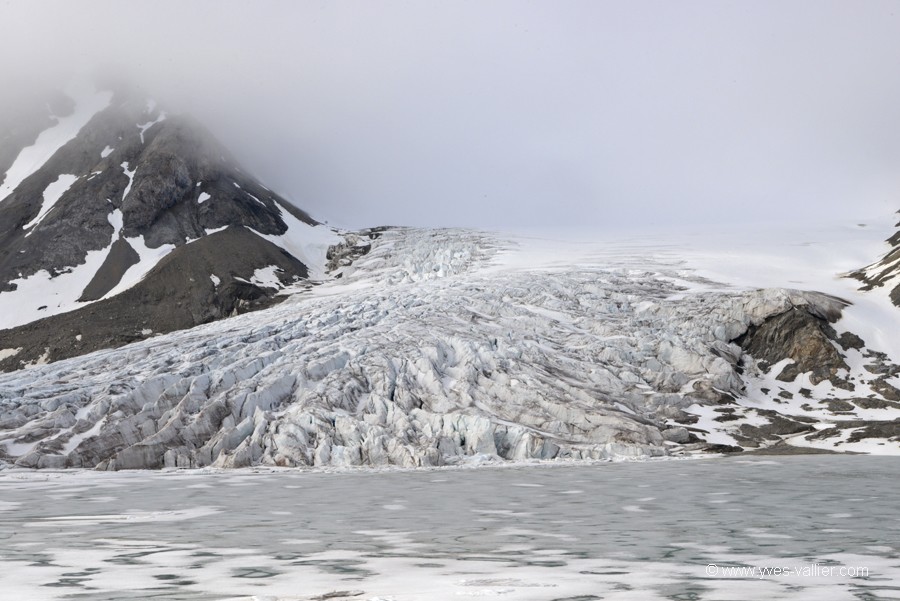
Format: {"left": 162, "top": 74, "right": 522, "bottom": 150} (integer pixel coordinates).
{"left": 736, "top": 306, "right": 848, "bottom": 384}
{"left": 123, "top": 134, "right": 193, "bottom": 231}
{"left": 0, "top": 82, "right": 338, "bottom": 370}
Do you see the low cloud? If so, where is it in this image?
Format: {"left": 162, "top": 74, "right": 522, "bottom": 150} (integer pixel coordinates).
{"left": 2, "top": 0, "right": 900, "bottom": 230}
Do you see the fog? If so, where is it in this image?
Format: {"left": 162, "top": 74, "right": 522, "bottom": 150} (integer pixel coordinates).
{"left": 2, "top": 0, "right": 900, "bottom": 230}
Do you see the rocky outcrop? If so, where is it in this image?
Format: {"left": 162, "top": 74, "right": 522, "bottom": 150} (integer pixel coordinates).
{"left": 735, "top": 306, "right": 848, "bottom": 384}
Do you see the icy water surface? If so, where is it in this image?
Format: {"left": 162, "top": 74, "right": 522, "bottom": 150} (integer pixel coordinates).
{"left": 1, "top": 456, "right": 898, "bottom": 600}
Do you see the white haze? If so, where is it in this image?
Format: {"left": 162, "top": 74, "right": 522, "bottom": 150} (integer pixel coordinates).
{"left": 2, "top": 0, "right": 900, "bottom": 229}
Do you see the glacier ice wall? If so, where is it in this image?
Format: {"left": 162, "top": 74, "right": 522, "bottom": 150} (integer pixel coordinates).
{"left": 0, "top": 228, "right": 892, "bottom": 469}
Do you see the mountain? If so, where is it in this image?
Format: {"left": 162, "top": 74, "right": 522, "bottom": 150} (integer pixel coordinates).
{"left": 0, "top": 81, "right": 342, "bottom": 370}
{"left": 1, "top": 82, "right": 899, "bottom": 470}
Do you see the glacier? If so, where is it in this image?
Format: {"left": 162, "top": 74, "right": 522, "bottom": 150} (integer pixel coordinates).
{"left": 3, "top": 222, "right": 899, "bottom": 470}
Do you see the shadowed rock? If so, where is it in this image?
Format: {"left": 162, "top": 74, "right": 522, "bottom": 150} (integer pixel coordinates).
{"left": 736, "top": 307, "right": 848, "bottom": 384}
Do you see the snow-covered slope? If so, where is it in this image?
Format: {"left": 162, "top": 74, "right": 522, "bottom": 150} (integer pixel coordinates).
{"left": 2, "top": 217, "right": 899, "bottom": 470}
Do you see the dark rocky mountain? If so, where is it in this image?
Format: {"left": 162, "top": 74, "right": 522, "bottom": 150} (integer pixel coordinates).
{"left": 0, "top": 82, "right": 342, "bottom": 371}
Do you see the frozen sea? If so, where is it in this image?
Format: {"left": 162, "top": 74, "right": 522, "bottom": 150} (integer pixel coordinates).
{"left": 1, "top": 456, "right": 898, "bottom": 600}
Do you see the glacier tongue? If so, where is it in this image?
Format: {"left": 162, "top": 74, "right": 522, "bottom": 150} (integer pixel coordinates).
{"left": 0, "top": 227, "right": 896, "bottom": 469}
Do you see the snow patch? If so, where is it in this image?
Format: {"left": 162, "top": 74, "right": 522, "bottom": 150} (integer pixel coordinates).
{"left": 249, "top": 265, "right": 284, "bottom": 289}
{"left": 246, "top": 192, "right": 267, "bottom": 207}
{"left": 198, "top": 192, "right": 211, "bottom": 204}
{"left": 121, "top": 162, "right": 136, "bottom": 201}
{"left": 108, "top": 208, "right": 123, "bottom": 239}
{"left": 0, "top": 348, "right": 22, "bottom": 361}
{"left": 137, "top": 112, "right": 167, "bottom": 144}
{"left": 100, "top": 145, "right": 114, "bottom": 158}
{"left": 22, "top": 173, "right": 79, "bottom": 234}
{"left": 247, "top": 201, "right": 341, "bottom": 281}
{"left": 23, "top": 348, "right": 51, "bottom": 368}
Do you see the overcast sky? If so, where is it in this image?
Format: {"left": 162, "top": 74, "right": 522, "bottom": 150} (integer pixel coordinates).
{"left": 2, "top": 0, "right": 900, "bottom": 229}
